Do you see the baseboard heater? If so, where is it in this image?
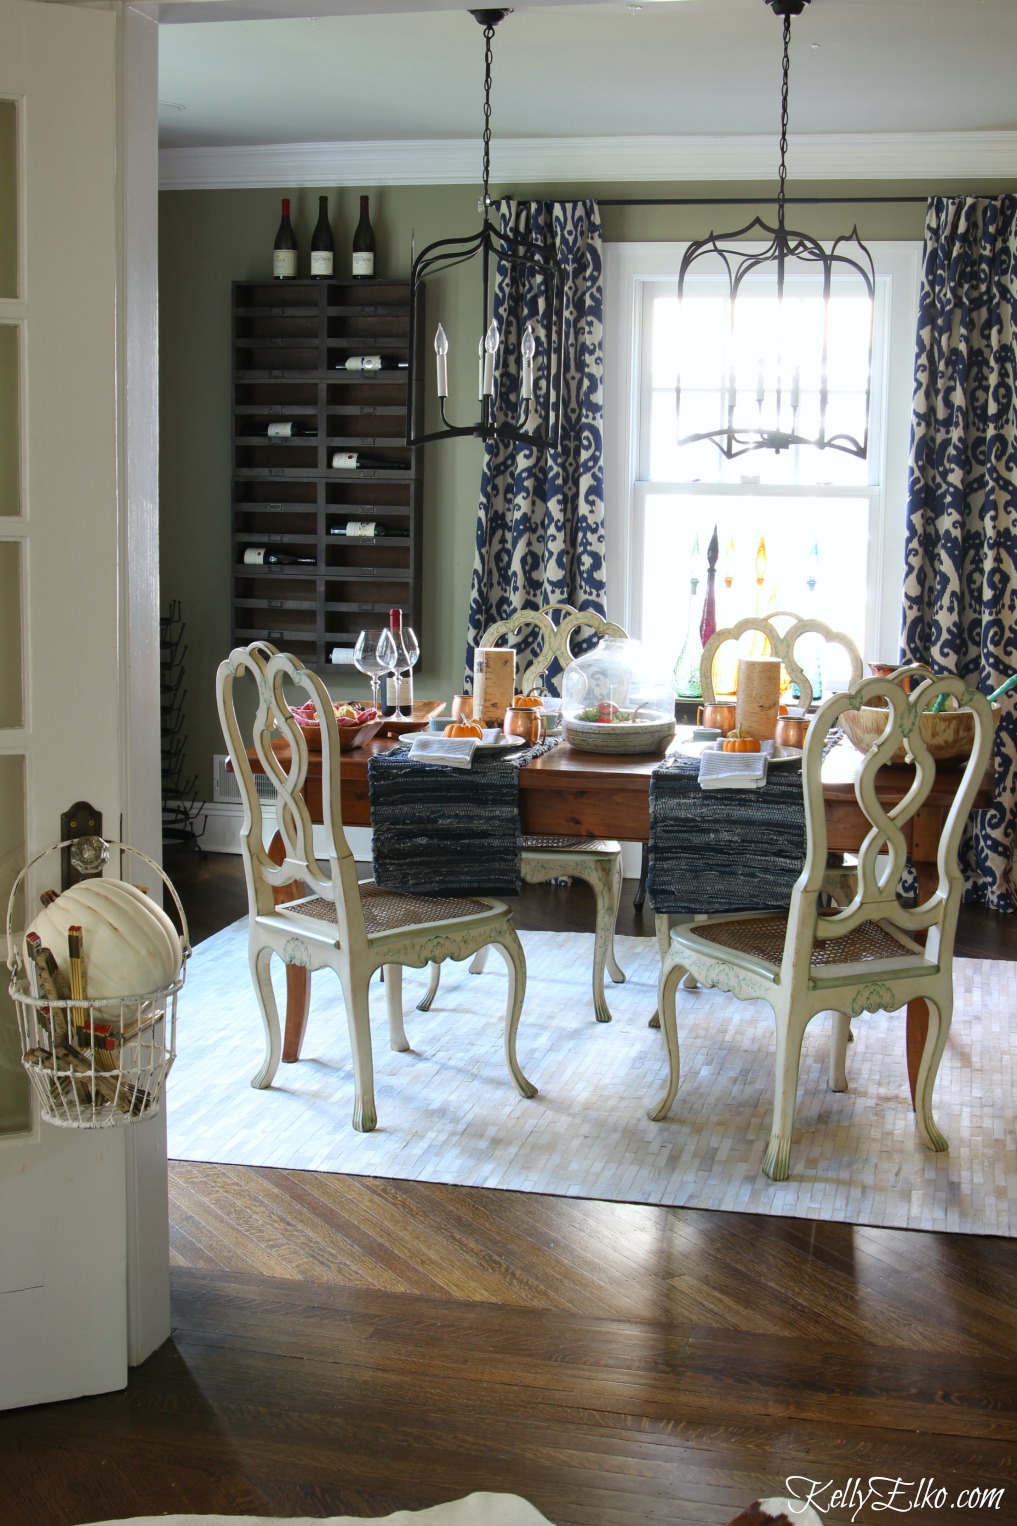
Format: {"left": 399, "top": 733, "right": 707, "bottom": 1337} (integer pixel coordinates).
{"left": 212, "top": 754, "right": 275, "bottom": 806}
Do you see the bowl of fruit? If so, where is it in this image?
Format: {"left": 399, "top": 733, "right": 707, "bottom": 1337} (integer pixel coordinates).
{"left": 561, "top": 637, "right": 676, "bottom": 755}
{"left": 287, "top": 700, "right": 383, "bottom": 751}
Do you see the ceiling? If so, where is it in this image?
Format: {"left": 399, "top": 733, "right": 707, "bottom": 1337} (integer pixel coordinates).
{"left": 157, "top": 0, "right": 1017, "bottom": 158}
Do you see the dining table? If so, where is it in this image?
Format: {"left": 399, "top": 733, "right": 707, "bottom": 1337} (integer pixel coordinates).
{"left": 261, "top": 730, "right": 994, "bottom": 1110}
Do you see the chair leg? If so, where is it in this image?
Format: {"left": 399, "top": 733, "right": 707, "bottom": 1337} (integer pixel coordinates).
{"left": 647, "top": 953, "right": 685, "bottom": 1122}
{"left": 913, "top": 992, "right": 950, "bottom": 1154}
{"left": 469, "top": 945, "right": 490, "bottom": 974}
{"left": 384, "top": 964, "right": 409, "bottom": 1052}
{"left": 633, "top": 842, "right": 649, "bottom": 909}
{"left": 828, "top": 1010, "right": 851, "bottom": 1092}
{"left": 416, "top": 961, "right": 441, "bottom": 1012}
{"left": 762, "top": 1008, "right": 809, "bottom": 1182}
{"left": 489, "top": 928, "right": 537, "bottom": 1099}
{"left": 648, "top": 913, "right": 671, "bottom": 1028}
{"left": 337, "top": 967, "right": 377, "bottom": 1133}
{"left": 249, "top": 943, "right": 282, "bottom": 1090}
{"left": 607, "top": 854, "right": 626, "bottom": 986}
{"left": 564, "top": 856, "right": 622, "bottom": 1023}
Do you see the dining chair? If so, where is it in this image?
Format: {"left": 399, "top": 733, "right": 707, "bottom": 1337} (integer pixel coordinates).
{"left": 418, "top": 602, "right": 628, "bottom": 1024}
{"left": 649, "top": 672, "right": 994, "bottom": 1180}
{"left": 216, "top": 641, "right": 535, "bottom": 1132}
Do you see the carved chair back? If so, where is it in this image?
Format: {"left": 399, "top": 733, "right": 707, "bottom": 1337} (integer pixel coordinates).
{"left": 700, "top": 611, "right": 863, "bottom": 710}
{"left": 477, "top": 602, "right": 628, "bottom": 697}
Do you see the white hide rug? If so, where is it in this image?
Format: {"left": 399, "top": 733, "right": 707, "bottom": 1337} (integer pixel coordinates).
{"left": 167, "top": 921, "right": 1017, "bottom": 1237}
{"left": 84, "top": 1493, "right": 553, "bottom": 1526}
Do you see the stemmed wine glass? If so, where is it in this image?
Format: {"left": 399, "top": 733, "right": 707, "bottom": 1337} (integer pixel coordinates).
{"left": 353, "top": 628, "right": 387, "bottom": 715}
{"left": 378, "top": 624, "right": 420, "bottom": 721}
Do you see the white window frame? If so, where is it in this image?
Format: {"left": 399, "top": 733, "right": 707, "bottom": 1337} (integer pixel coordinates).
{"left": 603, "top": 240, "right": 922, "bottom": 664}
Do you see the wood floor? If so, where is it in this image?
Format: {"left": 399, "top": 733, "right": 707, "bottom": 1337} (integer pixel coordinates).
{"left": 4, "top": 847, "right": 1016, "bottom": 1526}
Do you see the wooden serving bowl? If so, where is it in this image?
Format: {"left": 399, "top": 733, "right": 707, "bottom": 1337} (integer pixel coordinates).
{"left": 291, "top": 716, "right": 384, "bottom": 752}
{"left": 839, "top": 703, "right": 1000, "bottom": 764}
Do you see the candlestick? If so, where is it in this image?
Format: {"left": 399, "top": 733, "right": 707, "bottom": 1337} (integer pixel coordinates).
{"left": 482, "top": 319, "right": 499, "bottom": 398}
{"left": 520, "top": 322, "right": 535, "bottom": 401}
{"left": 434, "top": 323, "right": 449, "bottom": 399}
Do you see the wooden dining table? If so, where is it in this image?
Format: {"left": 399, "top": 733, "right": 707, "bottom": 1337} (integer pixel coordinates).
{"left": 265, "top": 731, "right": 994, "bottom": 1108}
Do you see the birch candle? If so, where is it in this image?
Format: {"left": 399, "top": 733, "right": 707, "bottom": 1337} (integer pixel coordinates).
{"left": 735, "top": 656, "right": 782, "bottom": 741}
{"left": 473, "top": 647, "right": 516, "bottom": 727}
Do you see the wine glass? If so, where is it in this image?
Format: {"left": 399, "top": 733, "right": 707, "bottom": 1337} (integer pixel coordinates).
{"left": 353, "top": 628, "right": 387, "bottom": 715}
{"left": 377, "top": 625, "right": 410, "bottom": 720}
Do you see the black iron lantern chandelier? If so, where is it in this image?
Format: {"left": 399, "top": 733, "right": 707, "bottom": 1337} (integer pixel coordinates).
{"left": 675, "top": 0, "right": 875, "bottom": 459}
{"left": 405, "top": 9, "right": 565, "bottom": 451}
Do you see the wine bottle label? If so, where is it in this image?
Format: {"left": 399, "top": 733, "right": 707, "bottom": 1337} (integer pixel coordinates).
{"left": 385, "top": 675, "right": 412, "bottom": 707}
{"left": 331, "top": 452, "right": 359, "bottom": 469}
{"left": 310, "top": 250, "right": 333, "bottom": 277}
{"left": 346, "top": 521, "right": 376, "bottom": 537}
{"left": 345, "top": 356, "right": 382, "bottom": 371}
{"left": 244, "top": 548, "right": 268, "bottom": 565}
{"left": 267, "top": 422, "right": 293, "bottom": 438}
{"left": 352, "top": 251, "right": 375, "bottom": 277}
{"left": 273, "top": 250, "right": 297, "bottom": 279}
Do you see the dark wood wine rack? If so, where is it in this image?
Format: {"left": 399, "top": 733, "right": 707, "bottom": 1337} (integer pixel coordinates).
{"left": 161, "top": 599, "right": 206, "bottom": 850}
{"left": 231, "top": 278, "right": 423, "bottom": 673}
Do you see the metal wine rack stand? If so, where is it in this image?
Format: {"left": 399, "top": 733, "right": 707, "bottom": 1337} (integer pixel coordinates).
{"left": 161, "top": 600, "right": 206, "bottom": 850}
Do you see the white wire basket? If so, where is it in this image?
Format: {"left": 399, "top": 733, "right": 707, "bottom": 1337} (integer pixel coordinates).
{"left": 6, "top": 837, "right": 191, "bottom": 1129}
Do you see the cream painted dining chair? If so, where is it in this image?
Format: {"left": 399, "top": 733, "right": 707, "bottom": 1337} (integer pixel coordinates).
{"left": 418, "top": 602, "right": 629, "bottom": 1024}
{"left": 652, "top": 611, "right": 866, "bottom": 972}
{"left": 649, "top": 672, "right": 993, "bottom": 1181}
{"left": 216, "top": 642, "right": 535, "bottom": 1133}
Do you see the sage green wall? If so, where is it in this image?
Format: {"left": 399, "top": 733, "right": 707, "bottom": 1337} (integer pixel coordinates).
{"left": 159, "top": 174, "right": 1012, "bottom": 803}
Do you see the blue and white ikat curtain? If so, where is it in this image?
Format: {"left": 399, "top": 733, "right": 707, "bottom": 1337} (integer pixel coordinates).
{"left": 465, "top": 199, "right": 606, "bottom": 689}
{"left": 900, "top": 196, "right": 1017, "bottom": 910}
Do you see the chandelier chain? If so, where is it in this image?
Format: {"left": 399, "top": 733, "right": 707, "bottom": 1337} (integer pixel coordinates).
{"left": 481, "top": 22, "right": 495, "bottom": 208}
{"left": 777, "top": 12, "right": 791, "bottom": 224}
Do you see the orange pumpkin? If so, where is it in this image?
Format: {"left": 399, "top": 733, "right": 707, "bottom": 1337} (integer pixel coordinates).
{"left": 444, "top": 721, "right": 483, "bottom": 739}
{"left": 512, "top": 694, "right": 544, "bottom": 708}
{"left": 720, "top": 730, "right": 761, "bottom": 753}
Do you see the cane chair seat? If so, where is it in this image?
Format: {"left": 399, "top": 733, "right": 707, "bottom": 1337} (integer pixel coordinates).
{"left": 217, "top": 642, "right": 534, "bottom": 1134}
{"left": 650, "top": 668, "right": 994, "bottom": 1182}
{"left": 421, "top": 604, "right": 627, "bottom": 1025}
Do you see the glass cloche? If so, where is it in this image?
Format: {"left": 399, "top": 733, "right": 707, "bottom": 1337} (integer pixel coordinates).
{"left": 561, "top": 637, "right": 676, "bottom": 753}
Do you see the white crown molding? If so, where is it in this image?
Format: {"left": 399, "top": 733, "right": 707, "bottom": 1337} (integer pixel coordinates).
{"left": 159, "top": 130, "right": 1017, "bottom": 191}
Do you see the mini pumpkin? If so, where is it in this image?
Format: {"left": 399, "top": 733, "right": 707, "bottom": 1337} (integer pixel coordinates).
{"left": 25, "top": 878, "right": 182, "bottom": 998}
{"left": 444, "top": 721, "right": 483, "bottom": 739}
{"left": 512, "top": 694, "right": 544, "bottom": 709}
{"left": 720, "top": 729, "right": 761, "bottom": 753}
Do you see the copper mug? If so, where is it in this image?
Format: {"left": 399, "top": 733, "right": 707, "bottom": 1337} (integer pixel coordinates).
{"left": 504, "top": 705, "right": 545, "bottom": 746}
{"left": 697, "top": 702, "right": 737, "bottom": 735}
{"left": 450, "top": 694, "right": 474, "bottom": 722}
{"left": 774, "top": 714, "right": 810, "bottom": 749}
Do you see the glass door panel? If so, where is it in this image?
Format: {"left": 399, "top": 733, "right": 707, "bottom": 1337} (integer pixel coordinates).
{"left": 0, "top": 324, "right": 20, "bottom": 516}
{"left": 0, "top": 540, "right": 22, "bottom": 725}
{"left": 0, "top": 99, "right": 15, "bottom": 298}
{"left": 0, "top": 752, "right": 28, "bottom": 1135}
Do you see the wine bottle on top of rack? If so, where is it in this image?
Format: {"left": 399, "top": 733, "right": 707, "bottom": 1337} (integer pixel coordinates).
{"left": 272, "top": 198, "right": 297, "bottom": 280}
{"left": 310, "top": 195, "right": 334, "bottom": 279}
{"left": 266, "top": 421, "right": 317, "bottom": 438}
{"left": 351, "top": 195, "right": 376, "bottom": 278}
{"left": 340, "top": 355, "right": 407, "bottom": 372}
{"left": 243, "top": 547, "right": 316, "bottom": 567}
{"left": 330, "top": 451, "right": 408, "bottom": 471}
{"left": 329, "top": 521, "right": 409, "bottom": 539}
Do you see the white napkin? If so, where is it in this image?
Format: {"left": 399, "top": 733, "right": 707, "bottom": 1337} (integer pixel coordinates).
{"left": 698, "top": 739, "right": 774, "bottom": 790}
{"left": 407, "top": 734, "right": 479, "bottom": 768}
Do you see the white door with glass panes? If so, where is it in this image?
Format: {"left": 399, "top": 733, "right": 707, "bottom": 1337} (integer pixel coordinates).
{"left": 604, "top": 241, "right": 920, "bottom": 679}
{"left": 0, "top": 0, "right": 165, "bottom": 1410}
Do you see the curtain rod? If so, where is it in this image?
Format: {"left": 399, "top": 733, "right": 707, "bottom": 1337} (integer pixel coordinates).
{"left": 598, "top": 195, "right": 930, "bottom": 207}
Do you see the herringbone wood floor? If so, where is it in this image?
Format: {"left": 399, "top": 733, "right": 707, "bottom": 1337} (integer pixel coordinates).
{"left": 4, "top": 849, "right": 1016, "bottom": 1526}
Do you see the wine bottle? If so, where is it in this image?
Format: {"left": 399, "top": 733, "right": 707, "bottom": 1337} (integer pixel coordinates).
{"left": 273, "top": 198, "right": 297, "bottom": 280}
{"left": 380, "top": 606, "right": 402, "bottom": 716}
{"left": 330, "top": 450, "right": 408, "bottom": 471}
{"left": 266, "top": 422, "right": 317, "bottom": 438}
{"left": 329, "top": 521, "right": 410, "bottom": 539}
{"left": 340, "top": 355, "right": 408, "bottom": 372}
{"left": 351, "top": 194, "right": 376, "bottom": 278}
{"left": 243, "top": 547, "right": 316, "bottom": 566}
{"left": 310, "top": 194, "right": 334, "bottom": 279}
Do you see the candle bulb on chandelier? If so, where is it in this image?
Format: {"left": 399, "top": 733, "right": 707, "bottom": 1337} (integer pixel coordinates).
{"left": 520, "top": 322, "right": 535, "bottom": 402}
{"left": 482, "top": 319, "right": 500, "bottom": 398}
{"left": 434, "top": 323, "right": 449, "bottom": 399}
{"left": 791, "top": 366, "right": 801, "bottom": 414}
{"left": 756, "top": 362, "right": 766, "bottom": 409}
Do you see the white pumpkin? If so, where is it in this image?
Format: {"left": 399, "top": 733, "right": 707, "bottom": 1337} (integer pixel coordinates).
{"left": 25, "top": 878, "right": 182, "bottom": 998}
